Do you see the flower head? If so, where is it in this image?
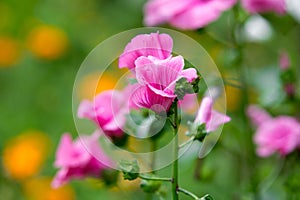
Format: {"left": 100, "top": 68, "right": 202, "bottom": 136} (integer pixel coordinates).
{"left": 3, "top": 130, "right": 49, "bottom": 180}
{"left": 119, "top": 32, "right": 173, "bottom": 70}
{"left": 131, "top": 55, "right": 197, "bottom": 113}
{"left": 0, "top": 36, "right": 20, "bottom": 67}
{"left": 144, "top": 0, "right": 237, "bottom": 30}
{"left": 247, "top": 105, "right": 300, "bottom": 157}
{"left": 254, "top": 116, "right": 300, "bottom": 157}
{"left": 195, "top": 96, "right": 231, "bottom": 132}
{"left": 241, "top": 0, "right": 286, "bottom": 15}
{"left": 27, "top": 25, "right": 68, "bottom": 60}
{"left": 78, "top": 86, "right": 135, "bottom": 139}
{"left": 52, "top": 132, "right": 111, "bottom": 188}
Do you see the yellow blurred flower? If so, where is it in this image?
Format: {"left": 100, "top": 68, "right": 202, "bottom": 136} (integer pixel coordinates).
{"left": 109, "top": 173, "right": 140, "bottom": 192}
{"left": 225, "top": 84, "right": 242, "bottom": 111}
{"left": 2, "top": 130, "right": 49, "bottom": 180}
{"left": 27, "top": 25, "right": 68, "bottom": 60}
{"left": 222, "top": 73, "right": 242, "bottom": 111}
{"left": 78, "top": 73, "right": 118, "bottom": 99}
{"left": 23, "top": 177, "right": 75, "bottom": 200}
{"left": 0, "top": 36, "right": 20, "bottom": 67}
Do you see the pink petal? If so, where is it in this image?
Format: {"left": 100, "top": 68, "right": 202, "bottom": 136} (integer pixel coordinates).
{"left": 206, "top": 110, "right": 231, "bottom": 132}
{"left": 144, "top": 0, "right": 197, "bottom": 26}
{"left": 78, "top": 100, "right": 94, "bottom": 120}
{"left": 241, "top": 0, "right": 286, "bottom": 15}
{"left": 247, "top": 105, "right": 272, "bottom": 127}
{"left": 195, "top": 97, "right": 214, "bottom": 125}
{"left": 131, "top": 85, "right": 174, "bottom": 113}
{"left": 179, "top": 93, "right": 198, "bottom": 111}
{"left": 119, "top": 32, "right": 173, "bottom": 69}
{"left": 135, "top": 56, "right": 184, "bottom": 97}
{"left": 180, "top": 68, "right": 198, "bottom": 82}
{"left": 256, "top": 146, "right": 275, "bottom": 157}
{"left": 52, "top": 168, "right": 69, "bottom": 188}
{"left": 54, "top": 133, "right": 90, "bottom": 168}
{"left": 170, "top": 0, "right": 236, "bottom": 30}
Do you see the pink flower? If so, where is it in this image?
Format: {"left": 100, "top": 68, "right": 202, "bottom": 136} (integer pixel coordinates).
{"left": 144, "top": 0, "right": 237, "bottom": 30}
{"left": 52, "top": 132, "right": 111, "bottom": 188}
{"left": 194, "top": 96, "right": 231, "bottom": 132}
{"left": 78, "top": 86, "right": 136, "bottom": 140}
{"left": 119, "top": 32, "right": 173, "bottom": 70}
{"left": 241, "top": 0, "right": 286, "bottom": 15}
{"left": 254, "top": 116, "right": 300, "bottom": 157}
{"left": 247, "top": 105, "right": 272, "bottom": 127}
{"left": 131, "top": 55, "right": 197, "bottom": 113}
{"left": 78, "top": 90, "right": 125, "bottom": 138}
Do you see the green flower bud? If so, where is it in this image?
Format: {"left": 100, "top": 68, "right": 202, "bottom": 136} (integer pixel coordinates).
{"left": 140, "top": 179, "right": 162, "bottom": 193}
{"left": 119, "top": 160, "right": 139, "bottom": 181}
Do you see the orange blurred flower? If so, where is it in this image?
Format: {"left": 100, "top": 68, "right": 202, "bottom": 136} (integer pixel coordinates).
{"left": 23, "top": 177, "right": 75, "bottom": 200}
{"left": 27, "top": 25, "right": 68, "bottom": 60}
{"left": 78, "top": 73, "right": 118, "bottom": 99}
{"left": 0, "top": 36, "right": 20, "bottom": 67}
{"left": 2, "top": 130, "right": 49, "bottom": 180}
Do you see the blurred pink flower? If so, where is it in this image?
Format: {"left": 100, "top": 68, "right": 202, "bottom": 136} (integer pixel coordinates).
{"left": 279, "top": 50, "right": 290, "bottom": 70}
{"left": 52, "top": 132, "right": 111, "bottom": 188}
{"left": 247, "top": 105, "right": 272, "bottom": 127}
{"left": 241, "top": 0, "right": 286, "bottom": 15}
{"left": 179, "top": 93, "right": 198, "bottom": 112}
{"left": 119, "top": 32, "right": 173, "bottom": 70}
{"left": 195, "top": 96, "right": 231, "bottom": 132}
{"left": 254, "top": 116, "right": 300, "bottom": 157}
{"left": 144, "top": 0, "right": 237, "bottom": 30}
{"left": 131, "top": 55, "right": 197, "bottom": 113}
{"left": 78, "top": 86, "right": 135, "bottom": 139}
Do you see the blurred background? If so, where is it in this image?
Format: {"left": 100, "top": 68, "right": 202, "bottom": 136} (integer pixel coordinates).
{"left": 0, "top": 0, "right": 299, "bottom": 199}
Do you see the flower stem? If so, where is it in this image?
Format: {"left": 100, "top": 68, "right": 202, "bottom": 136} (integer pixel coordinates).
{"left": 139, "top": 174, "right": 173, "bottom": 182}
{"left": 179, "top": 136, "right": 194, "bottom": 149}
{"left": 178, "top": 188, "right": 199, "bottom": 199}
{"left": 150, "top": 140, "right": 157, "bottom": 172}
{"left": 172, "top": 99, "right": 179, "bottom": 200}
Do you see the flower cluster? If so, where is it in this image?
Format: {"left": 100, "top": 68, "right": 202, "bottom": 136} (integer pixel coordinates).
{"left": 52, "top": 32, "right": 231, "bottom": 189}
{"left": 143, "top": 0, "right": 287, "bottom": 30}
{"left": 78, "top": 32, "right": 198, "bottom": 138}
{"left": 247, "top": 105, "right": 300, "bottom": 157}
{"left": 52, "top": 132, "right": 112, "bottom": 188}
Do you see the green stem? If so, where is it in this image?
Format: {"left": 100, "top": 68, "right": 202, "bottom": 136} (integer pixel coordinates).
{"left": 172, "top": 99, "right": 179, "bottom": 200}
{"left": 179, "top": 136, "right": 194, "bottom": 149}
{"left": 178, "top": 188, "right": 199, "bottom": 199}
{"left": 151, "top": 140, "right": 157, "bottom": 171}
{"left": 139, "top": 174, "right": 172, "bottom": 182}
